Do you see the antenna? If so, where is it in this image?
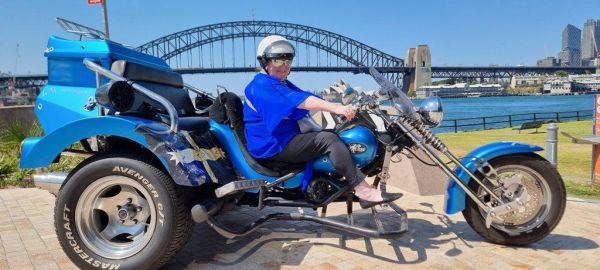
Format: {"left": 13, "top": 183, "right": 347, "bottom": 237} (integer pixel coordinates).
{"left": 592, "top": 27, "right": 598, "bottom": 55}
{"left": 13, "top": 44, "right": 19, "bottom": 83}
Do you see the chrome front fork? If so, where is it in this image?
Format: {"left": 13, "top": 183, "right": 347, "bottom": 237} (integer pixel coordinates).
{"left": 384, "top": 114, "right": 523, "bottom": 228}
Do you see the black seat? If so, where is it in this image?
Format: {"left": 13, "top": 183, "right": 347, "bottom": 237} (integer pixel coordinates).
{"left": 110, "top": 60, "right": 196, "bottom": 116}
{"left": 210, "top": 92, "right": 304, "bottom": 177}
{"left": 111, "top": 60, "right": 183, "bottom": 88}
{"left": 178, "top": 116, "right": 211, "bottom": 131}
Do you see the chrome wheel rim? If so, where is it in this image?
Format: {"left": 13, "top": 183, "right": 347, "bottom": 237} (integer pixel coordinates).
{"left": 75, "top": 176, "right": 157, "bottom": 259}
{"left": 478, "top": 164, "right": 551, "bottom": 234}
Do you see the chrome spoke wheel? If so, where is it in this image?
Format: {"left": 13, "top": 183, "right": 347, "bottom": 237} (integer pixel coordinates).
{"left": 478, "top": 164, "right": 551, "bottom": 234}
{"left": 76, "top": 176, "right": 157, "bottom": 259}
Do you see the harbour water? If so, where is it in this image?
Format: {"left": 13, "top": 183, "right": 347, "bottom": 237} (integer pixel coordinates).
{"left": 422, "top": 94, "right": 594, "bottom": 120}
{"left": 406, "top": 94, "right": 595, "bottom": 133}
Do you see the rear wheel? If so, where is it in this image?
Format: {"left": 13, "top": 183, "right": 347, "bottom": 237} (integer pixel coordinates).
{"left": 55, "top": 152, "right": 194, "bottom": 269}
{"left": 462, "top": 154, "right": 566, "bottom": 246}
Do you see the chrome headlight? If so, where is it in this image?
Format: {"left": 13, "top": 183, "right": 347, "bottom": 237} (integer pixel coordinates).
{"left": 417, "top": 96, "right": 443, "bottom": 128}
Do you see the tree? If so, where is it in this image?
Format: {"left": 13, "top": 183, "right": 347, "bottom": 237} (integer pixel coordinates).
{"left": 554, "top": 70, "right": 568, "bottom": 77}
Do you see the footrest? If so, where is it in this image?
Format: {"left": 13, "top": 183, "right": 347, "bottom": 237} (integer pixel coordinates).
{"left": 215, "top": 179, "right": 267, "bottom": 198}
{"left": 371, "top": 202, "right": 408, "bottom": 235}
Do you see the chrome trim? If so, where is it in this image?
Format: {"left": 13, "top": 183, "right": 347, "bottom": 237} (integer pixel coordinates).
{"left": 75, "top": 176, "right": 157, "bottom": 259}
{"left": 83, "top": 58, "right": 179, "bottom": 133}
{"left": 417, "top": 96, "right": 444, "bottom": 128}
{"left": 183, "top": 83, "right": 213, "bottom": 98}
{"left": 394, "top": 118, "right": 492, "bottom": 212}
{"left": 33, "top": 172, "right": 67, "bottom": 195}
{"left": 61, "top": 149, "right": 94, "bottom": 158}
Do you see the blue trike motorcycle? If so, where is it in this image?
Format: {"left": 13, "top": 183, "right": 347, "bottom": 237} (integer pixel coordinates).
{"left": 20, "top": 20, "right": 565, "bottom": 270}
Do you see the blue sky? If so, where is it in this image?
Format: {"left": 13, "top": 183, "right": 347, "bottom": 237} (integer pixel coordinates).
{"left": 1, "top": 0, "right": 599, "bottom": 93}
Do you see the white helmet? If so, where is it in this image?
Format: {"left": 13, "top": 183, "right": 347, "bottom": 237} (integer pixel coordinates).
{"left": 256, "top": 35, "right": 295, "bottom": 67}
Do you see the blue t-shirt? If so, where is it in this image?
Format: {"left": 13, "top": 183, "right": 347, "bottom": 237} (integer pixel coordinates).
{"left": 244, "top": 73, "right": 314, "bottom": 158}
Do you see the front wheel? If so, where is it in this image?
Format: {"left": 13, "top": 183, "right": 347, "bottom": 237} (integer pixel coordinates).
{"left": 54, "top": 152, "right": 194, "bottom": 270}
{"left": 462, "top": 154, "right": 566, "bottom": 246}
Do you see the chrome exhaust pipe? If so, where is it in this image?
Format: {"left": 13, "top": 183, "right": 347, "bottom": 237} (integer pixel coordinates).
{"left": 33, "top": 172, "right": 67, "bottom": 195}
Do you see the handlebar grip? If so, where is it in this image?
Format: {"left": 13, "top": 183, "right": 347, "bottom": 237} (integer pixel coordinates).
{"left": 335, "top": 115, "right": 346, "bottom": 124}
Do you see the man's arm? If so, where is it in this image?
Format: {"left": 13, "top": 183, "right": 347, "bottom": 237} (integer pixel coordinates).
{"left": 298, "top": 96, "right": 356, "bottom": 119}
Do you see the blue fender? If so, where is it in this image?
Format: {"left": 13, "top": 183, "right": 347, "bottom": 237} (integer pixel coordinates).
{"left": 444, "top": 141, "right": 543, "bottom": 214}
{"left": 20, "top": 116, "right": 168, "bottom": 170}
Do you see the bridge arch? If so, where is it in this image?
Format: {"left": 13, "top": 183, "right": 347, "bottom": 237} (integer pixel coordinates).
{"left": 137, "top": 21, "right": 404, "bottom": 70}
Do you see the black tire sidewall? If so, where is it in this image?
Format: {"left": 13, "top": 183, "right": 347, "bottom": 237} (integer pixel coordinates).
{"left": 462, "top": 154, "right": 566, "bottom": 246}
{"left": 55, "top": 155, "right": 179, "bottom": 270}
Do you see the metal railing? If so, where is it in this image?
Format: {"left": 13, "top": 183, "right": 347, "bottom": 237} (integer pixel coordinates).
{"left": 435, "top": 110, "right": 593, "bottom": 133}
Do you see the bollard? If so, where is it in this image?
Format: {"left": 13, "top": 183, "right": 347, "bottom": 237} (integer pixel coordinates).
{"left": 546, "top": 123, "right": 558, "bottom": 167}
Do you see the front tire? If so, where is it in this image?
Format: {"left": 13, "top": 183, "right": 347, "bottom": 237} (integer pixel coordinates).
{"left": 55, "top": 152, "right": 193, "bottom": 270}
{"left": 462, "top": 154, "right": 566, "bottom": 246}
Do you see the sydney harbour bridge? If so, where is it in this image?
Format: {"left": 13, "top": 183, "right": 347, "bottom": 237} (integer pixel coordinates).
{"left": 1, "top": 20, "right": 596, "bottom": 94}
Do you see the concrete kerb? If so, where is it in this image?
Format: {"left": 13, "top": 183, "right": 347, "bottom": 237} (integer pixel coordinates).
{"left": 567, "top": 196, "right": 600, "bottom": 204}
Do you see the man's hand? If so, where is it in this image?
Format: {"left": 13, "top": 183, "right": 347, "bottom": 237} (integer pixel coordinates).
{"left": 334, "top": 104, "right": 357, "bottom": 120}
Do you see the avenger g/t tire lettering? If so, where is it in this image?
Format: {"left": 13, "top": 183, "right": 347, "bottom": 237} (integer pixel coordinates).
{"left": 55, "top": 152, "right": 193, "bottom": 270}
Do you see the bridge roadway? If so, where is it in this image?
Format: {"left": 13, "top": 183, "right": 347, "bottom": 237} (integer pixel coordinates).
{"left": 1, "top": 66, "right": 595, "bottom": 90}
{"left": 174, "top": 66, "right": 596, "bottom": 78}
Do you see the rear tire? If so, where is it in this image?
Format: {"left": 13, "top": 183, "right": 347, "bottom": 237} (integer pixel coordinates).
{"left": 55, "top": 152, "right": 194, "bottom": 269}
{"left": 462, "top": 154, "right": 566, "bottom": 246}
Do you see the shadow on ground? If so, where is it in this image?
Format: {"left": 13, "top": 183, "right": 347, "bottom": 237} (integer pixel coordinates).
{"left": 162, "top": 202, "right": 598, "bottom": 269}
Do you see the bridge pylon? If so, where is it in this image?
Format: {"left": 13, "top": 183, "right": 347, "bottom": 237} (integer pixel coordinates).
{"left": 405, "top": 45, "right": 432, "bottom": 96}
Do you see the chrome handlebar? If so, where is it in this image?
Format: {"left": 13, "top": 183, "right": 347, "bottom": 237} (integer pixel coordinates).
{"left": 83, "top": 58, "right": 179, "bottom": 133}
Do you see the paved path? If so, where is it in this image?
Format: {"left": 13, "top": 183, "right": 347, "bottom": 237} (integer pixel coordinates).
{"left": 1, "top": 188, "right": 599, "bottom": 270}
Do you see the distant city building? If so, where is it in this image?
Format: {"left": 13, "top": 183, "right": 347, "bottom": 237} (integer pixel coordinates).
{"left": 542, "top": 79, "right": 572, "bottom": 94}
{"left": 582, "top": 57, "right": 599, "bottom": 67}
{"left": 510, "top": 75, "right": 551, "bottom": 88}
{"left": 573, "top": 80, "right": 600, "bottom": 92}
{"left": 570, "top": 74, "right": 600, "bottom": 92}
{"left": 569, "top": 73, "right": 600, "bottom": 81}
{"left": 537, "top": 56, "right": 560, "bottom": 67}
{"left": 416, "top": 83, "right": 504, "bottom": 98}
{"left": 558, "top": 24, "right": 581, "bottom": 66}
{"left": 581, "top": 19, "right": 600, "bottom": 64}
{"left": 509, "top": 74, "right": 600, "bottom": 95}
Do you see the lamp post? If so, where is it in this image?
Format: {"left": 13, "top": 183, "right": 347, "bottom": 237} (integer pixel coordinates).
{"left": 88, "top": 0, "right": 109, "bottom": 39}
{"left": 101, "top": 0, "right": 109, "bottom": 39}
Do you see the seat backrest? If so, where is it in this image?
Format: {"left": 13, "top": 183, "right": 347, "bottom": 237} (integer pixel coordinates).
{"left": 110, "top": 60, "right": 196, "bottom": 116}
{"left": 209, "top": 92, "right": 246, "bottom": 145}
{"left": 209, "top": 119, "right": 306, "bottom": 189}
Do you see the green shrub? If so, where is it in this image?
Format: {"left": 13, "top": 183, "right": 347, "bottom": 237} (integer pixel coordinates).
{"left": 0, "top": 154, "right": 17, "bottom": 178}
{"left": 0, "top": 121, "right": 43, "bottom": 188}
{"left": 0, "top": 120, "right": 43, "bottom": 152}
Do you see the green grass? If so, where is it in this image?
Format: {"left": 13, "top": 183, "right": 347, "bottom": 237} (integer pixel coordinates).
{"left": 564, "top": 181, "right": 600, "bottom": 199}
{"left": 437, "top": 120, "right": 600, "bottom": 199}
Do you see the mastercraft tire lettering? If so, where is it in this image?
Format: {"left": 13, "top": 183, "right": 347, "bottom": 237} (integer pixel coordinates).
{"left": 54, "top": 152, "right": 193, "bottom": 270}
